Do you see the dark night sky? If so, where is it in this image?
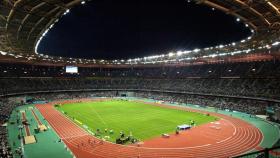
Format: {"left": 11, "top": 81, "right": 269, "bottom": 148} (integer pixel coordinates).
{"left": 38, "top": 0, "right": 251, "bottom": 60}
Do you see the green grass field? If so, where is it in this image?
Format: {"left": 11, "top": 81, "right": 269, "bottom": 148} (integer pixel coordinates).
{"left": 57, "top": 100, "right": 217, "bottom": 143}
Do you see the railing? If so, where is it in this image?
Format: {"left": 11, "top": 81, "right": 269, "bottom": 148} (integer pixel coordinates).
{"left": 233, "top": 146, "right": 280, "bottom": 158}
{"left": 1, "top": 88, "right": 280, "bottom": 103}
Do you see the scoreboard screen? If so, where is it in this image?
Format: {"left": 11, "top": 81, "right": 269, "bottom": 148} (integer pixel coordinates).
{"left": 66, "top": 66, "right": 78, "bottom": 73}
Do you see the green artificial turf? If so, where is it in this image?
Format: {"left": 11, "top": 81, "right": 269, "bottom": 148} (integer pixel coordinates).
{"left": 57, "top": 100, "right": 217, "bottom": 143}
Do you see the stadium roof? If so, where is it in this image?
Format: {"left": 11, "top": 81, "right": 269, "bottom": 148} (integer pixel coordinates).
{"left": 0, "top": 0, "right": 84, "bottom": 54}
{"left": 0, "top": 0, "right": 279, "bottom": 66}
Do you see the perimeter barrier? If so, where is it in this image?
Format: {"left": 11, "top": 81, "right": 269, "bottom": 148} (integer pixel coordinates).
{"left": 233, "top": 146, "right": 280, "bottom": 158}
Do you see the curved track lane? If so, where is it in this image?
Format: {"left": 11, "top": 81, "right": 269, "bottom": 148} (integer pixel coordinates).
{"left": 36, "top": 100, "right": 262, "bottom": 158}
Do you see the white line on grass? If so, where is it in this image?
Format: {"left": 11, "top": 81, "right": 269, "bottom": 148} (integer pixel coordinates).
{"left": 89, "top": 106, "right": 108, "bottom": 127}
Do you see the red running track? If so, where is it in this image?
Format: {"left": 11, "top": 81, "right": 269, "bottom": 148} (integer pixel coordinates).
{"left": 36, "top": 100, "right": 262, "bottom": 158}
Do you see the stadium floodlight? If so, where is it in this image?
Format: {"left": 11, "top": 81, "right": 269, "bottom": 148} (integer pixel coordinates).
{"left": 218, "top": 53, "right": 227, "bottom": 56}
{"left": 49, "top": 24, "right": 54, "bottom": 29}
{"left": 0, "top": 51, "right": 7, "bottom": 55}
{"left": 168, "top": 52, "right": 174, "bottom": 57}
{"left": 176, "top": 51, "right": 183, "bottom": 56}
{"left": 81, "top": 1, "right": 86, "bottom": 4}
{"left": 210, "top": 54, "right": 217, "bottom": 58}
{"left": 63, "top": 9, "right": 70, "bottom": 15}
{"left": 231, "top": 42, "right": 236, "bottom": 46}
{"left": 236, "top": 18, "right": 240, "bottom": 22}
{"left": 219, "top": 45, "right": 224, "bottom": 48}
{"left": 184, "top": 50, "right": 192, "bottom": 54}
{"left": 272, "top": 41, "right": 280, "bottom": 46}
{"left": 193, "top": 48, "right": 200, "bottom": 53}
{"left": 245, "top": 24, "right": 249, "bottom": 27}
